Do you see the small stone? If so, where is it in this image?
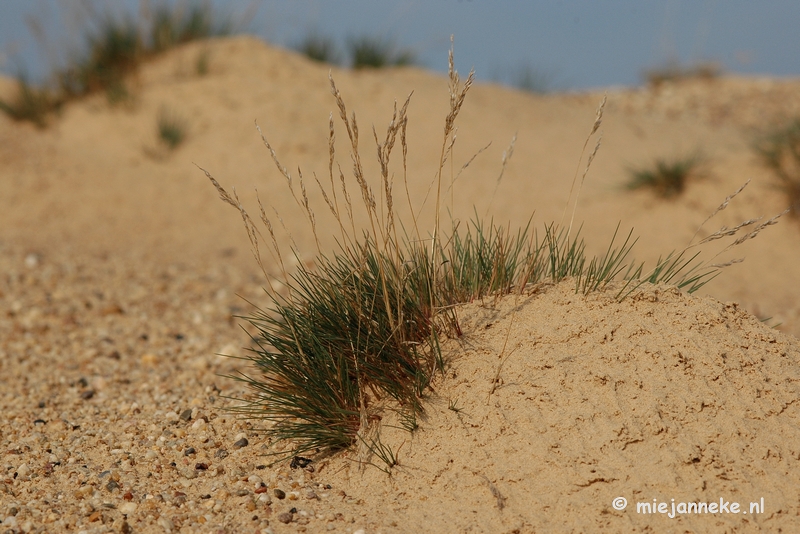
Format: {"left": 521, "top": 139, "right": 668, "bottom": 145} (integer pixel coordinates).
{"left": 120, "top": 520, "right": 133, "bottom": 534}
{"left": 233, "top": 437, "right": 249, "bottom": 448}
{"left": 80, "top": 389, "right": 96, "bottom": 400}
{"left": 195, "top": 462, "right": 209, "bottom": 470}
{"left": 183, "top": 447, "right": 196, "bottom": 456}
{"left": 288, "top": 491, "right": 299, "bottom": 501}
{"left": 235, "top": 489, "right": 250, "bottom": 497}
{"left": 106, "top": 480, "right": 120, "bottom": 492}
{"left": 140, "top": 353, "right": 158, "bottom": 365}
{"left": 255, "top": 485, "right": 268, "bottom": 494}
{"left": 123, "top": 491, "right": 134, "bottom": 501}
{"left": 277, "top": 512, "right": 293, "bottom": 524}
{"left": 180, "top": 409, "right": 193, "bottom": 421}
{"left": 191, "top": 418, "right": 206, "bottom": 431}
{"left": 16, "top": 463, "right": 30, "bottom": 477}
{"left": 88, "top": 511, "right": 102, "bottom": 522}
{"left": 118, "top": 502, "right": 137, "bottom": 515}
{"left": 165, "top": 411, "right": 179, "bottom": 423}
{"left": 273, "top": 488, "right": 286, "bottom": 500}
{"left": 306, "top": 490, "right": 318, "bottom": 500}
{"left": 157, "top": 515, "right": 175, "bottom": 531}
{"left": 214, "top": 448, "right": 229, "bottom": 459}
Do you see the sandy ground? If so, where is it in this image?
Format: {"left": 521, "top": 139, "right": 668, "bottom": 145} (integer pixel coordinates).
{"left": 2, "top": 36, "right": 800, "bottom": 532}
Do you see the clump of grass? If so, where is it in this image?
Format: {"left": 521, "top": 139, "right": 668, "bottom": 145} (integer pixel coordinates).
{"left": 752, "top": 118, "right": 800, "bottom": 216}
{"left": 58, "top": 14, "right": 142, "bottom": 101}
{"left": 492, "top": 62, "right": 557, "bottom": 94}
{"left": 348, "top": 36, "right": 415, "bottom": 69}
{"left": 644, "top": 60, "right": 721, "bottom": 88}
{"left": 202, "top": 43, "right": 783, "bottom": 465}
{"left": 626, "top": 154, "right": 704, "bottom": 198}
{"left": 1, "top": 0, "right": 229, "bottom": 125}
{"left": 157, "top": 106, "right": 188, "bottom": 149}
{"left": 512, "top": 64, "right": 555, "bottom": 94}
{"left": 195, "top": 49, "right": 211, "bottom": 76}
{"left": 149, "top": 1, "right": 230, "bottom": 53}
{"left": 295, "top": 33, "right": 341, "bottom": 65}
{"left": 0, "top": 75, "right": 61, "bottom": 128}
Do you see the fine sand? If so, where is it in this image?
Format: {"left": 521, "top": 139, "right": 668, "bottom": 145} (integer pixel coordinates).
{"left": 2, "top": 36, "right": 800, "bottom": 533}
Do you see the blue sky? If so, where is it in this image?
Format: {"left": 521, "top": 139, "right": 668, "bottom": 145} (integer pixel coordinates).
{"left": 1, "top": 0, "right": 799, "bottom": 91}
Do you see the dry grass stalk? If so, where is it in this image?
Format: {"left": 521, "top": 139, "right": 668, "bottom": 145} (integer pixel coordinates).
{"left": 691, "top": 179, "right": 750, "bottom": 242}
{"left": 561, "top": 94, "right": 606, "bottom": 231}
{"left": 485, "top": 135, "right": 517, "bottom": 216}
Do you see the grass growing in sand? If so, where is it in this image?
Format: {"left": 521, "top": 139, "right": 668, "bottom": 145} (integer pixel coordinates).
{"left": 753, "top": 118, "right": 800, "bottom": 216}
{"left": 0, "top": 0, "right": 229, "bottom": 125}
{"left": 643, "top": 60, "right": 722, "bottom": 88}
{"left": 626, "top": 153, "right": 704, "bottom": 198}
{"left": 295, "top": 33, "right": 342, "bottom": 65}
{"left": 348, "top": 36, "right": 415, "bottom": 69}
{"left": 202, "top": 43, "right": 784, "bottom": 468}
{"left": 0, "top": 74, "right": 58, "bottom": 128}
{"left": 156, "top": 106, "right": 188, "bottom": 149}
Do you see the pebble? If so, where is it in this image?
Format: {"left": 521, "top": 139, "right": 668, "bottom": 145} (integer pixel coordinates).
{"left": 184, "top": 447, "right": 196, "bottom": 456}
{"left": 277, "top": 512, "right": 293, "bottom": 524}
{"left": 273, "top": 488, "right": 286, "bottom": 500}
{"left": 191, "top": 418, "right": 206, "bottom": 431}
{"left": 233, "top": 437, "right": 249, "bottom": 448}
{"left": 119, "top": 502, "right": 137, "bottom": 515}
{"left": 180, "top": 409, "right": 193, "bottom": 421}
{"left": 16, "top": 463, "right": 30, "bottom": 477}
{"left": 215, "top": 448, "right": 229, "bottom": 459}
{"left": 156, "top": 515, "right": 175, "bottom": 531}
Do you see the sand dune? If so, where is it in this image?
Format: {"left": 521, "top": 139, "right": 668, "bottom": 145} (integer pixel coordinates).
{"left": 2, "top": 36, "right": 800, "bottom": 532}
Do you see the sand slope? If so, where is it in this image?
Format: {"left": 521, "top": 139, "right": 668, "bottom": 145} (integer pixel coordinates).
{"left": 2, "top": 36, "right": 800, "bottom": 533}
{"left": 326, "top": 283, "right": 800, "bottom": 532}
